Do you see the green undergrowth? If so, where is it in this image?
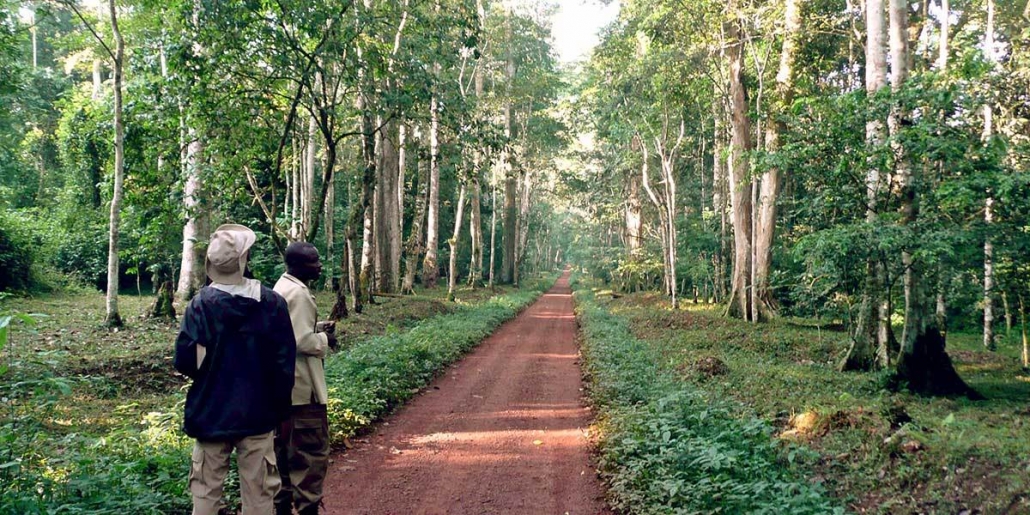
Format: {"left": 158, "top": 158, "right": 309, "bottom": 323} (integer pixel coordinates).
{"left": 0, "top": 275, "right": 554, "bottom": 514}
{"left": 599, "top": 289, "right": 1030, "bottom": 514}
{"left": 574, "top": 286, "right": 843, "bottom": 515}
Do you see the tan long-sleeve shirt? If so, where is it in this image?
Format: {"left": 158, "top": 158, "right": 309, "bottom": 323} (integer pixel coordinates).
{"left": 273, "top": 274, "right": 329, "bottom": 405}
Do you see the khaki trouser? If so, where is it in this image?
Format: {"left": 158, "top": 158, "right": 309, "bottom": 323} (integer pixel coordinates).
{"left": 190, "top": 431, "right": 281, "bottom": 515}
{"left": 274, "top": 403, "right": 330, "bottom": 512}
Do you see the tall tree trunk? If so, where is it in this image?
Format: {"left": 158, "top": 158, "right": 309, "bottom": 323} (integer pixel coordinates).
{"left": 359, "top": 149, "right": 375, "bottom": 304}
{"left": 329, "top": 227, "right": 350, "bottom": 320}
{"left": 377, "top": 118, "right": 401, "bottom": 293}
{"left": 1003, "top": 291, "right": 1013, "bottom": 334}
{"left": 514, "top": 168, "right": 531, "bottom": 286}
{"left": 402, "top": 136, "right": 429, "bottom": 295}
{"left": 842, "top": 0, "right": 889, "bottom": 371}
{"left": 291, "top": 137, "right": 301, "bottom": 240}
{"left": 324, "top": 161, "right": 335, "bottom": 291}
{"left": 1020, "top": 294, "right": 1028, "bottom": 369}
{"left": 422, "top": 96, "right": 441, "bottom": 288}
{"left": 661, "top": 147, "right": 678, "bottom": 309}
{"left": 933, "top": 0, "right": 950, "bottom": 335}
{"left": 448, "top": 183, "right": 467, "bottom": 300}
{"left": 176, "top": 134, "right": 207, "bottom": 302}
{"left": 92, "top": 60, "right": 103, "bottom": 100}
{"left": 499, "top": 10, "right": 516, "bottom": 285}
{"left": 754, "top": 0, "right": 801, "bottom": 322}
{"left": 724, "top": 17, "right": 753, "bottom": 321}
{"left": 304, "top": 112, "right": 318, "bottom": 238}
{"left": 488, "top": 165, "right": 498, "bottom": 288}
{"left": 982, "top": 0, "right": 996, "bottom": 350}
{"left": 713, "top": 92, "right": 727, "bottom": 302}
{"left": 625, "top": 171, "right": 643, "bottom": 254}
{"left": 468, "top": 0, "right": 486, "bottom": 288}
{"left": 29, "top": 8, "right": 37, "bottom": 69}
{"left": 889, "top": 0, "right": 976, "bottom": 397}
{"left": 104, "top": 0, "right": 125, "bottom": 328}
{"left": 469, "top": 174, "right": 483, "bottom": 286}
{"left": 937, "top": 0, "right": 949, "bottom": 69}
{"left": 347, "top": 233, "right": 362, "bottom": 313}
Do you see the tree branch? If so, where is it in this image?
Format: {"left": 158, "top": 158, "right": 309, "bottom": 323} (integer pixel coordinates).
{"left": 60, "top": 0, "right": 115, "bottom": 61}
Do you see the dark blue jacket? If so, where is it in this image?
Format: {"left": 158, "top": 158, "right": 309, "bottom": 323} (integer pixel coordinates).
{"left": 174, "top": 285, "right": 296, "bottom": 441}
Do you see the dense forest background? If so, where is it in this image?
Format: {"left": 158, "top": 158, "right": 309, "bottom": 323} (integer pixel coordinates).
{"left": 1, "top": 0, "right": 1028, "bottom": 380}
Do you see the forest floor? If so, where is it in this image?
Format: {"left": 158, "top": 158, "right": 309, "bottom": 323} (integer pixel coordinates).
{"left": 598, "top": 291, "right": 1030, "bottom": 514}
{"left": 0, "top": 280, "right": 529, "bottom": 512}
{"left": 321, "top": 271, "right": 609, "bottom": 514}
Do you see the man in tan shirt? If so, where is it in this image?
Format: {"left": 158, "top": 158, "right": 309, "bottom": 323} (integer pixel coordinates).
{"left": 273, "top": 242, "right": 338, "bottom": 515}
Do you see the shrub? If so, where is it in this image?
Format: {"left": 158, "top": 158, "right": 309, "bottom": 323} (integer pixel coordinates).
{"left": 52, "top": 222, "right": 108, "bottom": 290}
{"left": 0, "top": 211, "right": 36, "bottom": 291}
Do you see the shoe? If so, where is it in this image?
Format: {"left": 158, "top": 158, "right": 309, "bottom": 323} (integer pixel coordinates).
{"left": 298, "top": 505, "right": 319, "bottom": 515}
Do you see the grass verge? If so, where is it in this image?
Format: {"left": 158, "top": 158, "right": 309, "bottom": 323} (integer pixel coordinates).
{"left": 574, "top": 285, "right": 843, "bottom": 515}
{"left": 598, "top": 289, "right": 1030, "bottom": 514}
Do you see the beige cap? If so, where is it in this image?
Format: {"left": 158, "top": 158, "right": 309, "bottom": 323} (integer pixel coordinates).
{"left": 205, "top": 224, "right": 256, "bottom": 285}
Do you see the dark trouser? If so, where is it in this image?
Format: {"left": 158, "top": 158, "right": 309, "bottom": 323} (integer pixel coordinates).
{"left": 274, "top": 403, "right": 329, "bottom": 513}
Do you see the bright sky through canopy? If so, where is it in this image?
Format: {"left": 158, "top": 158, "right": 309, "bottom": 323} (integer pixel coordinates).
{"left": 550, "top": 0, "right": 620, "bottom": 63}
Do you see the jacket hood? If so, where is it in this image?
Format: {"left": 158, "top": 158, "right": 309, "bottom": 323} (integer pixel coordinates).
{"left": 197, "top": 286, "right": 262, "bottom": 326}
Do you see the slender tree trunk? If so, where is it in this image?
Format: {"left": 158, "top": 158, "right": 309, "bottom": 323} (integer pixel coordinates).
{"left": 724, "top": 17, "right": 753, "bottom": 320}
{"left": 359, "top": 140, "right": 375, "bottom": 304}
{"left": 30, "top": 8, "right": 37, "bottom": 69}
{"left": 713, "top": 92, "right": 727, "bottom": 302}
{"left": 348, "top": 233, "right": 362, "bottom": 313}
{"left": 469, "top": 174, "right": 483, "bottom": 286}
{"left": 402, "top": 137, "right": 429, "bottom": 294}
{"left": 304, "top": 113, "right": 318, "bottom": 238}
{"left": 936, "top": 276, "right": 948, "bottom": 333}
{"left": 92, "top": 60, "right": 103, "bottom": 100}
{"left": 842, "top": 0, "right": 888, "bottom": 371}
{"left": 422, "top": 96, "right": 441, "bottom": 288}
{"left": 663, "top": 150, "right": 678, "bottom": 309}
{"left": 625, "top": 171, "right": 642, "bottom": 254}
{"left": 468, "top": 0, "right": 486, "bottom": 288}
{"left": 488, "top": 165, "right": 497, "bottom": 288}
{"left": 501, "top": 165, "right": 517, "bottom": 284}
{"left": 292, "top": 137, "right": 301, "bottom": 240}
{"left": 938, "top": 0, "right": 949, "bottom": 69}
{"left": 329, "top": 228, "right": 350, "bottom": 320}
{"left": 1020, "top": 294, "right": 1028, "bottom": 369}
{"left": 176, "top": 133, "right": 207, "bottom": 302}
{"left": 395, "top": 123, "right": 403, "bottom": 288}
{"left": 324, "top": 161, "right": 335, "bottom": 291}
{"left": 448, "top": 183, "right": 467, "bottom": 300}
{"left": 514, "top": 168, "right": 531, "bottom": 286}
{"left": 1003, "top": 291, "right": 1013, "bottom": 334}
{"left": 983, "top": 0, "right": 996, "bottom": 351}
{"left": 754, "top": 0, "right": 801, "bottom": 321}
{"left": 104, "top": 0, "right": 125, "bottom": 327}
{"left": 499, "top": 10, "right": 516, "bottom": 285}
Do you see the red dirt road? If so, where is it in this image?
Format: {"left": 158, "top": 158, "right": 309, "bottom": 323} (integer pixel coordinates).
{"left": 322, "top": 272, "right": 610, "bottom": 515}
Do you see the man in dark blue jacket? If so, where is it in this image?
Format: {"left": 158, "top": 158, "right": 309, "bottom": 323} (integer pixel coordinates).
{"left": 174, "top": 224, "right": 296, "bottom": 515}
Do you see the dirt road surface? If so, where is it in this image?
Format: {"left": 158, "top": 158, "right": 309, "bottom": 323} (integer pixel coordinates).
{"left": 322, "top": 272, "right": 610, "bottom": 515}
